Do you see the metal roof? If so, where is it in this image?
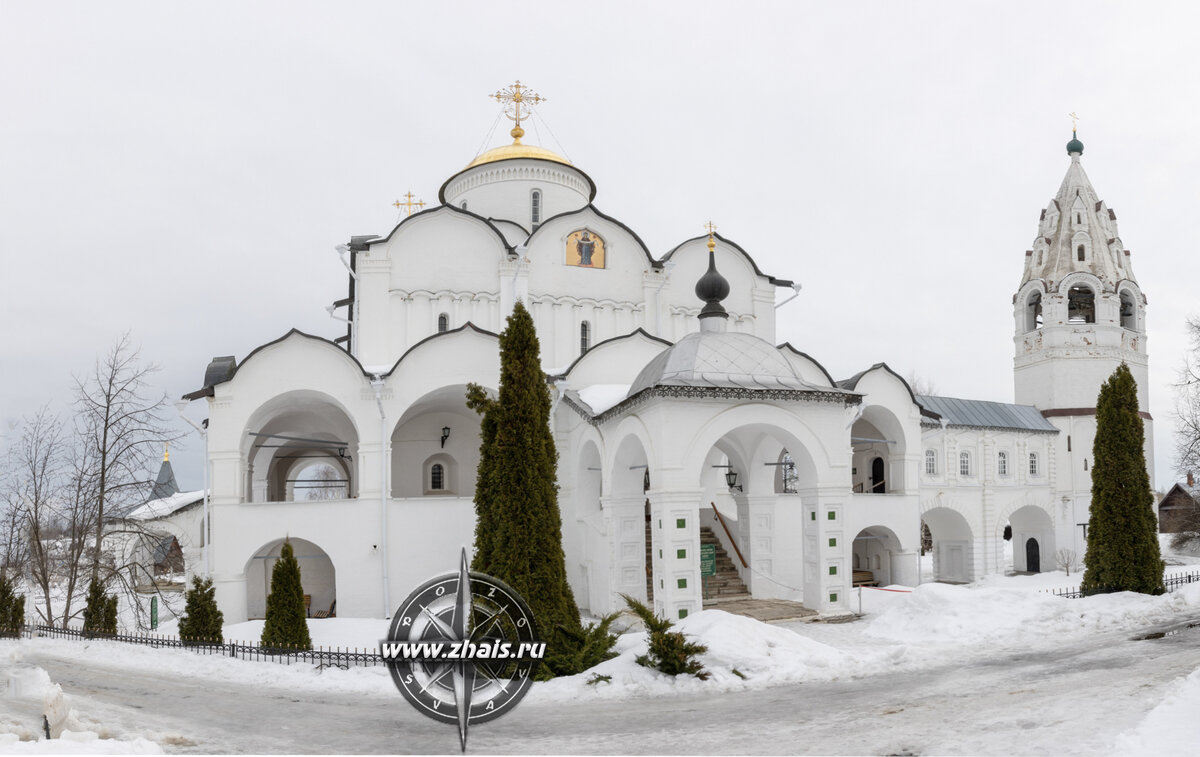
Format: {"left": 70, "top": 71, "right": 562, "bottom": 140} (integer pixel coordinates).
{"left": 917, "top": 395, "right": 1058, "bottom": 433}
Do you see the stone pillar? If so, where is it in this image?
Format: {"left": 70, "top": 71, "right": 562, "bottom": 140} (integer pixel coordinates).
{"left": 646, "top": 489, "right": 703, "bottom": 620}
{"left": 890, "top": 549, "right": 920, "bottom": 587}
{"left": 738, "top": 495, "right": 777, "bottom": 598}
{"left": 600, "top": 495, "right": 647, "bottom": 614}
{"left": 800, "top": 488, "right": 851, "bottom": 614}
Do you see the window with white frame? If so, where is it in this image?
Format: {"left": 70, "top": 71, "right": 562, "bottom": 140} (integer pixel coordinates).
{"left": 1029, "top": 452, "right": 1039, "bottom": 476}
{"left": 925, "top": 449, "right": 937, "bottom": 475}
{"left": 437, "top": 313, "right": 449, "bottom": 333}
{"left": 580, "top": 320, "right": 591, "bottom": 355}
{"left": 959, "top": 451, "right": 971, "bottom": 476}
{"left": 531, "top": 189, "right": 542, "bottom": 226}
{"left": 430, "top": 463, "right": 445, "bottom": 490}
{"left": 998, "top": 451, "right": 1008, "bottom": 477}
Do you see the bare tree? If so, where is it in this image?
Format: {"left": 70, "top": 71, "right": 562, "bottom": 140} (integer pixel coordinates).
{"left": 74, "top": 333, "right": 178, "bottom": 583}
{"left": 300, "top": 463, "right": 350, "bottom": 501}
{"left": 1055, "top": 548, "right": 1078, "bottom": 576}
{"left": 1174, "top": 316, "right": 1200, "bottom": 479}
{"left": 905, "top": 371, "right": 939, "bottom": 397}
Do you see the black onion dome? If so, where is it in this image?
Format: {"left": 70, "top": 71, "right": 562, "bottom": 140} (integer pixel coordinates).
{"left": 696, "top": 248, "right": 730, "bottom": 319}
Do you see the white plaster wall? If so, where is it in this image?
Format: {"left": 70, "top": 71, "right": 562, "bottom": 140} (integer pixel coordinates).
{"left": 442, "top": 159, "right": 591, "bottom": 223}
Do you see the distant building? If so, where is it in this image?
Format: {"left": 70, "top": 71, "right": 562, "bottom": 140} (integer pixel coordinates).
{"left": 1158, "top": 474, "right": 1199, "bottom": 533}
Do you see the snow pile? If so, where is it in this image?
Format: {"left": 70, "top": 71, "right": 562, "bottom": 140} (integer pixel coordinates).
{"left": 865, "top": 581, "right": 1195, "bottom": 646}
{"left": 530, "top": 609, "right": 901, "bottom": 701}
{"left": 1116, "top": 666, "right": 1200, "bottom": 755}
{"left": 575, "top": 384, "right": 632, "bottom": 414}
{"left": 0, "top": 731, "right": 163, "bottom": 754}
{"left": 220, "top": 617, "right": 390, "bottom": 650}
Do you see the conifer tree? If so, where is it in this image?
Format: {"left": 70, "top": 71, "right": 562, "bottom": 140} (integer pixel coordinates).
{"left": 1081, "top": 363, "right": 1165, "bottom": 595}
{"left": 467, "top": 300, "right": 582, "bottom": 677}
{"left": 178, "top": 576, "right": 224, "bottom": 644}
{"left": 0, "top": 572, "right": 25, "bottom": 637}
{"left": 260, "top": 541, "right": 311, "bottom": 649}
{"left": 82, "top": 578, "right": 117, "bottom": 634}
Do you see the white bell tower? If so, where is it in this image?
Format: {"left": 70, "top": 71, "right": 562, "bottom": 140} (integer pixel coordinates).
{"left": 1013, "top": 129, "right": 1152, "bottom": 556}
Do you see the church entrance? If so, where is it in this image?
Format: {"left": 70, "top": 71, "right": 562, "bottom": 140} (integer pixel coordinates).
{"left": 1025, "top": 538, "right": 1040, "bottom": 573}
{"left": 244, "top": 537, "right": 336, "bottom": 620}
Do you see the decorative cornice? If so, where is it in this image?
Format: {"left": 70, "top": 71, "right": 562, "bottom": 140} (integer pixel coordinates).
{"left": 563, "top": 384, "right": 859, "bottom": 427}
{"left": 1041, "top": 407, "right": 1153, "bottom": 421}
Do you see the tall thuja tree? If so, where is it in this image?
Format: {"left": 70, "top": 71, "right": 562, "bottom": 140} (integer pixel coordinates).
{"left": 261, "top": 540, "right": 311, "bottom": 649}
{"left": 1081, "top": 363, "right": 1164, "bottom": 595}
{"left": 467, "top": 301, "right": 582, "bottom": 676}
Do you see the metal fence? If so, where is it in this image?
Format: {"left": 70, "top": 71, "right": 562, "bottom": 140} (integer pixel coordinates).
{"left": 31, "top": 624, "right": 386, "bottom": 670}
{"left": 1043, "top": 571, "right": 1200, "bottom": 600}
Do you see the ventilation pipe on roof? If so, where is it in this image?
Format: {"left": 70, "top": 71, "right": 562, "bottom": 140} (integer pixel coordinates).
{"left": 371, "top": 376, "right": 390, "bottom": 618}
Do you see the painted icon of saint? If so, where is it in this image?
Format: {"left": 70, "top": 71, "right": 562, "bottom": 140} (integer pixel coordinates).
{"left": 577, "top": 231, "right": 596, "bottom": 266}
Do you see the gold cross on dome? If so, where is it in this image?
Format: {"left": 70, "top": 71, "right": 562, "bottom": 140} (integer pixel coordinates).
{"left": 392, "top": 191, "right": 426, "bottom": 217}
{"left": 490, "top": 80, "right": 546, "bottom": 143}
{"left": 1069, "top": 111, "right": 1080, "bottom": 131}
{"left": 704, "top": 221, "right": 717, "bottom": 252}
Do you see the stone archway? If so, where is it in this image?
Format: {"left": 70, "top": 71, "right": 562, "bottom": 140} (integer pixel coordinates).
{"left": 1009, "top": 505, "right": 1055, "bottom": 573}
{"left": 852, "top": 526, "right": 906, "bottom": 586}
{"left": 922, "top": 506, "right": 974, "bottom": 583}
{"left": 244, "top": 537, "right": 335, "bottom": 620}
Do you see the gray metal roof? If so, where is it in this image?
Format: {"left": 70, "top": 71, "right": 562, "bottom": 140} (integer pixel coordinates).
{"left": 917, "top": 395, "right": 1058, "bottom": 433}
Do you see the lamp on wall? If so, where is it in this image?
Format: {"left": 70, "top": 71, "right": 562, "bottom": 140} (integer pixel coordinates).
{"left": 441, "top": 426, "right": 451, "bottom": 448}
{"left": 725, "top": 469, "right": 742, "bottom": 492}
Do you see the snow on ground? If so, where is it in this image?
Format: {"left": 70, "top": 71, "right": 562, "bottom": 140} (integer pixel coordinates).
{"left": 1116, "top": 665, "right": 1200, "bottom": 755}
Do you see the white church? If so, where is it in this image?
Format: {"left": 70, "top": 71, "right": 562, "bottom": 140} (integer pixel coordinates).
{"left": 168, "top": 86, "right": 1151, "bottom": 624}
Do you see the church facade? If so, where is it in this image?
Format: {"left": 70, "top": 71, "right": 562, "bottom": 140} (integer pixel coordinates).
{"left": 181, "top": 99, "right": 1151, "bottom": 624}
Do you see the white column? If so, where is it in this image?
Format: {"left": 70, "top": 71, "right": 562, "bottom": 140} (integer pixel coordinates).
{"left": 646, "top": 489, "right": 703, "bottom": 620}
{"left": 600, "top": 495, "right": 647, "bottom": 614}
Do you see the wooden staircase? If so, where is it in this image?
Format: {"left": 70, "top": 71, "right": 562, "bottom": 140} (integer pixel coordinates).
{"left": 700, "top": 525, "right": 750, "bottom": 603}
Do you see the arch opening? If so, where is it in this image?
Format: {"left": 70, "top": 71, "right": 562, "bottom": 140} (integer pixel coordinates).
{"left": 391, "top": 385, "right": 485, "bottom": 498}
{"left": 1025, "top": 291, "right": 1043, "bottom": 332}
{"left": 852, "top": 526, "right": 904, "bottom": 586}
{"left": 922, "top": 507, "right": 974, "bottom": 583}
{"left": 1067, "top": 285, "right": 1096, "bottom": 324}
{"left": 244, "top": 537, "right": 335, "bottom": 621}
{"left": 1009, "top": 505, "right": 1055, "bottom": 573}
{"left": 242, "top": 391, "right": 359, "bottom": 504}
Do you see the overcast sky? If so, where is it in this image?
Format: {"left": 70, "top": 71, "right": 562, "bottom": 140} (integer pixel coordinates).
{"left": 3, "top": 1, "right": 1198, "bottom": 490}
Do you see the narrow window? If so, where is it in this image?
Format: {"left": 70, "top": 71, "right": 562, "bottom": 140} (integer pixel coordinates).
{"left": 1026, "top": 292, "right": 1043, "bottom": 332}
{"left": 998, "top": 451, "right": 1008, "bottom": 477}
{"left": 925, "top": 449, "right": 937, "bottom": 476}
{"left": 1029, "top": 453, "right": 1039, "bottom": 476}
{"left": 461, "top": 201, "right": 467, "bottom": 210}
{"left": 580, "top": 320, "right": 591, "bottom": 355}
{"left": 437, "top": 313, "right": 449, "bottom": 333}
{"left": 959, "top": 451, "right": 971, "bottom": 477}
{"left": 531, "top": 189, "right": 542, "bottom": 226}
{"left": 1067, "top": 435, "right": 1071, "bottom": 452}
{"left": 431, "top": 463, "right": 445, "bottom": 490}
{"left": 1076, "top": 213, "right": 1081, "bottom": 224}
{"left": 1077, "top": 244, "right": 1085, "bottom": 261}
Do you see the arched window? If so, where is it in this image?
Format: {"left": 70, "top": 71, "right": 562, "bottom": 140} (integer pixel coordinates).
{"left": 1067, "top": 285, "right": 1096, "bottom": 324}
{"left": 1077, "top": 244, "right": 1085, "bottom": 261}
{"left": 1028, "top": 453, "right": 1039, "bottom": 476}
{"left": 460, "top": 201, "right": 467, "bottom": 210}
{"left": 1120, "top": 290, "right": 1136, "bottom": 329}
{"left": 437, "top": 313, "right": 449, "bottom": 333}
{"left": 580, "top": 320, "right": 591, "bottom": 355}
{"left": 998, "top": 451, "right": 1008, "bottom": 477}
{"left": 531, "top": 189, "right": 542, "bottom": 227}
{"left": 1026, "top": 291, "right": 1043, "bottom": 332}
{"left": 959, "top": 451, "right": 971, "bottom": 477}
{"left": 430, "top": 463, "right": 445, "bottom": 490}
{"left": 924, "top": 449, "right": 937, "bottom": 476}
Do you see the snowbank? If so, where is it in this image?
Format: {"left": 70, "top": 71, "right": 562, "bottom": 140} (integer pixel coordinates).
{"left": 1116, "top": 665, "right": 1200, "bottom": 755}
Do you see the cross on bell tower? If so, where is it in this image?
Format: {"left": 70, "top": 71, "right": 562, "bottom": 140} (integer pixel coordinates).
{"left": 392, "top": 191, "right": 426, "bottom": 218}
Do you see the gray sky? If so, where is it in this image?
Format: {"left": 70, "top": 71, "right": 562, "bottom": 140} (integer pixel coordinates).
{"left": 3, "top": 1, "right": 1198, "bottom": 490}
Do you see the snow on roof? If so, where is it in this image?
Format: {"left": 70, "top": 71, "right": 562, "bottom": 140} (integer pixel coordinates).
{"left": 576, "top": 384, "right": 632, "bottom": 415}
{"left": 125, "top": 490, "right": 204, "bottom": 522}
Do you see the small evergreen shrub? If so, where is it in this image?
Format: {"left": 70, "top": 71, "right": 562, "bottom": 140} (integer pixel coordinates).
{"left": 545, "top": 612, "right": 620, "bottom": 675}
{"left": 621, "top": 594, "right": 708, "bottom": 680}
{"left": 178, "top": 576, "right": 224, "bottom": 644}
{"left": 82, "top": 579, "right": 117, "bottom": 635}
{"left": 261, "top": 541, "right": 312, "bottom": 650}
{"left": 0, "top": 572, "right": 25, "bottom": 637}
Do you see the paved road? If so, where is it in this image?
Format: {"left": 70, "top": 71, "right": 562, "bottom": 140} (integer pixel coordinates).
{"left": 14, "top": 625, "right": 1200, "bottom": 755}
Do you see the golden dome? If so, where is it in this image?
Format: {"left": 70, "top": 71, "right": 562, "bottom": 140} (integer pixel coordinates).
{"left": 465, "top": 143, "right": 572, "bottom": 169}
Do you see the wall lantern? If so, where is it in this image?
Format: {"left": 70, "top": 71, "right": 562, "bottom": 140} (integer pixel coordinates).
{"left": 441, "top": 427, "right": 451, "bottom": 448}
{"left": 725, "top": 469, "right": 742, "bottom": 492}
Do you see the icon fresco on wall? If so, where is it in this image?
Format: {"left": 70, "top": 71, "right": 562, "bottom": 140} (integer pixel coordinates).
{"left": 565, "top": 229, "right": 605, "bottom": 269}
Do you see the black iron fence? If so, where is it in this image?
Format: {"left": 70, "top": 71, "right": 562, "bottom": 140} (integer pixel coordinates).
{"left": 31, "top": 624, "right": 386, "bottom": 670}
{"left": 1044, "top": 571, "right": 1200, "bottom": 599}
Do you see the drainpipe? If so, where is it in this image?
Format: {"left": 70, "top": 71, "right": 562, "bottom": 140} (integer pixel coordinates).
{"left": 774, "top": 282, "right": 803, "bottom": 310}
{"left": 371, "top": 376, "right": 390, "bottom": 617}
{"left": 334, "top": 244, "right": 359, "bottom": 356}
